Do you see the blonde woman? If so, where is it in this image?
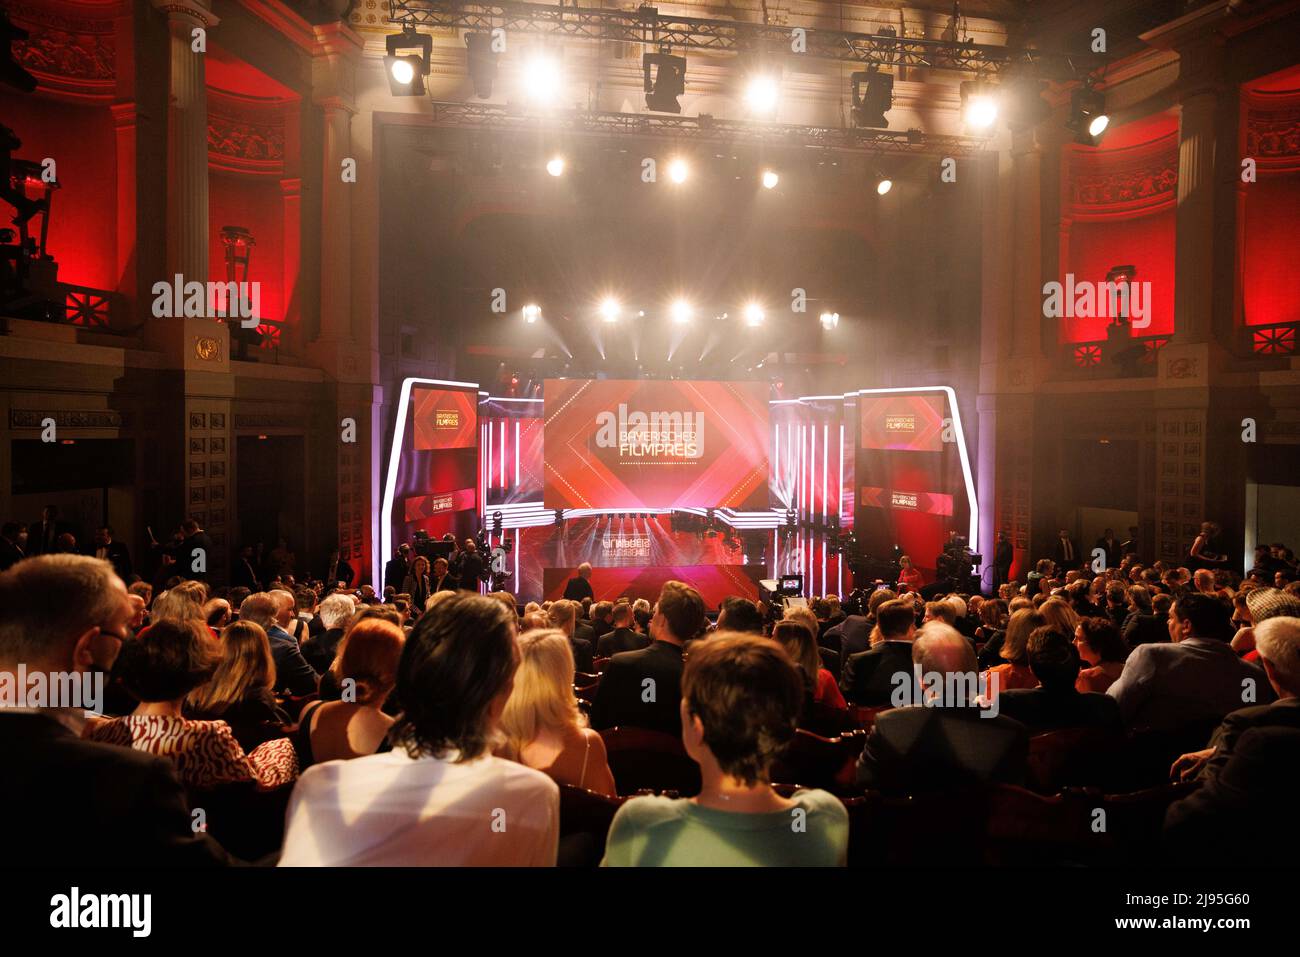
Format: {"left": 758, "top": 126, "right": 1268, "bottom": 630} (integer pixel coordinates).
{"left": 548, "top": 599, "right": 594, "bottom": 672}
{"left": 498, "top": 629, "right": 616, "bottom": 796}
{"left": 187, "top": 620, "right": 290, "bottom": 752}
{"left": 981, "top": 609, "right": 1045, "bottom": 700}
{"left": 1039, "top": 597, "right": 1079, "bottom": 638}
{"left": 772, "top": 620, "right": 845, "bottom": 710}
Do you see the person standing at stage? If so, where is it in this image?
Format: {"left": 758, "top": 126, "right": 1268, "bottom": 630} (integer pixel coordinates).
{"left": 563, "top": 563, "right": 596, "bottom": 603}
{"left": 384, "top": 543, "right": 410, "bottom": 594}
{"left": 993, "top": 531, "right": 1014, "bottom": 589}
{"left": 451, "top": 538, "right": 485, "bottom": 590}
{"left": 430, "top": 556, "right": 458, "bottom": 594}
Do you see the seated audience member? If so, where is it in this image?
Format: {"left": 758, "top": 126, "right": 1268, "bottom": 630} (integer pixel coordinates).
{"left": 226, "top": 586, "right": 249, "bottom": 620}
{"left": 301, "top": 592, "right": 355, "bottom": 674}
{"left": 1108, "top": 593, "right": 1274, "bottom": 734}
{"left": 596, "top": 600, "right": 649, "bottom": 657}
{"left": 974, "top": 599, "right": 1009, "bottom": 670}
{"left": 279, "top": 593, "right": 559, "bottom": 866}
{"left": 841, "top": 599, "right": 917, "bottom": 706}
{"left": 716, "top": 595, "right": 765, "bottom": 635}
{"left": 148, "top": 583, "right": 208, "bottom": 631}
{"left": 0, "top": 555, "right": 231, "bottom": 865}
{"left": 981, "top": 609, "right": 1046, "bottom": 699}
{"left": 186, "top": 620, "right": 291, "bottom": 752}
{"left": 1122, "top": 586, "right": 1168, "bottom": 646}
{"left": 855, "top": 624, "right": 1029, "bottom": 793}
{"left": 590, "top": 600, "right": 615, "bottom": 640}
{"left": 204, "top": 598, "right": 232, "bottom": 631}
{"left": 825, "top": 589, "right": 895, "bottom": 659}
{"left": 1231, "top": 588, "right": 1300, "bottom": 659}
{"left": 547, "top": 598, "right": 595, "bottom": 673}
{"left": 293, "top": 619, "right": 404, "bottom": 770}
{"left": 601, "top": 633, "right": 848, "bottom": 866}
{"left": 498, "top": 629, "right": 616, "bottom": 796}
{"left": 1038, "top": 596, "right": 1080, "bottom": 640}
{"left": 87, "top": 619, "right": 298, "bottom": 791}
{"left": 998, "top": 628, "right": 1123, "bottom": 734}
{"left": 286, "top": 588, "right": 316, "bottom": 645}
{"left": 239, "top": 592, "right": 319, "bottom": 696}
{"left": 574, "top": 599, "right": 598, "bottom": 647}
{"left": 1164, "top": 616, "right": 1300, "bottom": 862}
{"left": 773, "top": 620, "right": 846, "bottom": 711}
{"left": 1072, "top": 616, "right": 1129, "bottom": 694}
{"left": 632, "top": 598, "right": 653, "bottom": 635}
{"left": 923, "top": 600, "right": 958, "bottom": 628}
{"left": 823, "top": 595, "right": 846, "bottom": 628}
{"left": 589, "top": 581, "right": 704, "bottom": 737}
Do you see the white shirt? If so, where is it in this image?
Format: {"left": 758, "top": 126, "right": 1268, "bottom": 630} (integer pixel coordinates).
{"left": 278, "top": 748, "right": 559, "bottom": 866}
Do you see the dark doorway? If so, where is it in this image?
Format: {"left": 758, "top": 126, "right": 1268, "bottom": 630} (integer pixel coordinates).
{"left": 236, "top": 435, "right": 306, "bottom": 576}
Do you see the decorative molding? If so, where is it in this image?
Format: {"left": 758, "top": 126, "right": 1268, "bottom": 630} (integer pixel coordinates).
{"left": 1245, "top": 94, "right": 1300, "bottom": 173}
{"left": 194, "top": 336, "right": 222, "bottom": 361}
{"left": 207, "top": 98, "right": 287, "bottom": 175}
{"left": 9, "top": 409, "right": 123, "bottom": 429}
{"left": 1068, "top": 133, "right": 1179, "bottom": 218}
{"left": 9, "top": 6, "right": 115, "bottom": 101}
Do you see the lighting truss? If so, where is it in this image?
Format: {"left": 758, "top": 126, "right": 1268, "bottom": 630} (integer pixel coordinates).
{"left": 426, "top": 99, "right": 985, "bottom": 155}
{"left": 390, "top": 0, "right": 1097, "bottom": 80}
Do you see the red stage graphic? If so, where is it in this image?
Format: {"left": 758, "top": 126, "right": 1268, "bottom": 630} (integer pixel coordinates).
{"left": 404, "top": 488, "right": 478, "bottom": 521}
{"left": 542, "top": 564, "right": 764, "bottom": 609}
{"left": 413, "top": 387, "right": 477, "bottom": 450}
{"left": 859, "top": 394, "right": 946, "bottom": 452}
{"left": 543, "top": 379, "right": 770, "bottom": 510}
{"left": 860, "top": 487, "right": 955, "bottom": 516}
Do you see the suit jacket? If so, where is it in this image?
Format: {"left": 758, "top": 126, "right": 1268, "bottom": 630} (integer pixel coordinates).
{"left": 575, "top": 621, "right": 596, "bottom": 646}
{"left": 1095, "top": 537, "right": 1121, "bottom": 569}
{"left": 589, "top": 640, "right": 684, "bottom": 736}
{"left": 86, "top": 541, "right": 132, "bottom": 581}
{"left": 563, "top": 576, "right": 595, "bottom": 602}
{"left": 383, "top": 556, "right": 408, "bottom": 593}
{"left": 0, "top": 537, "right": 26, "bottom": 572}
{"left": 1121, "top": 611, "right": 1168, "bottom": 647}
{"left": 997, "top": 687, "right": 1123, "bottom": 735}
{"left": 994, "top": 541, "right": 1014, "bottom": 572}
{"left": 841, "top": 641, "right": 915, "bottom": 707}
{"left": 267, "top": 624, "right": 320, "bottom": 696}
{"left": 570, "top": 636, "right": 595, "bottom": 675}
{"left": 825, "top": 615, "right": 872, "bottom": 659}
{"left": 1051, "top": 537, "right": 1081, "bottom": 570}
{"left": 179, "top": 531, "right": 214, "bottom": 581}
{"left": 302, "top": 626, "right": 346, "bottom": 675}
{"left": 431, "top": 572, "right": 459, "bottom": 593}
{"left": 597, "top": 626, "right": 650, "bottom": 658}
{"left": 1198, "top": 697, "right": 1300, "bottom": 785}
{"left": 0, "top": 712, "right": 231, "bottom": 866}
{"left": 29, "top": 520, "right": 69, "bottom": 556}
{"left": 855, "top": 705, "right": 1029, "bottom": 793}
{"left": 1107, "top": 636, "right": 1274, "bottom": 733}
{"left": 1164, "top": 725, "right": 1300, "bottom": 863}
{"left": 231, "top": 557, "right": 261, "bottom": 592}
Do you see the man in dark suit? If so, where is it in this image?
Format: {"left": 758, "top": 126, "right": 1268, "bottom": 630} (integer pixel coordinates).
{"left": 384, "top": 543, "right": 410, "bottom": 593}
{"left": 232, "top": 544, "right": 261, "bottom": 591}
{"left": 1121, "top": 525, "right": 1140, "bottom": 561}
{"left": 590, "top": 580, "right": 705, "bottom": 736}
{"left": 430, "top": 555, "right": 458, "bottom": 593}
{"left": 451, "top": 538, "right": 485, "bottom": 589}
{"left": 563, "top": 562, "right": 596, "bottom": 602}
{"left": 841, "top": 599, "right": 917, "bottom": 706}
{"left": 239, "top": 591, "right": 319, "bottom": 696}
{"left": 826, "top": 589, "right": 900, "bottom": 660}
{"left": 324, "top": 549, "right": 354, "bottom": 589}
{"left": 1095, "top": 528, "right": 1122, "bottom": 572}
{"left": 597, "top": 601, "right": 649, "bottom": 657}
{"left": 591, "top": 601, "right": 615, "bottom": 641}
{"left": 0, "top": 522, "right": 27, "bottom": 571}
{"left": 0, "top": 554, "right": 231, "bottom": 865}
{"left": 998, "top": 629, "right": 1122, "bottom": 734}
{"left": 29, "top": 504, "right": 68, "bottom": 556}
{"left": 1108, "top": 593, "right": 1273, "bottom": 734}
{"left": 179, "top": 518, "right": 214, "bottom": 582}
{"left": 86, "top": 525, "right": 132, "bottom": 582}
{"left": 1051, "top": 528, "right": 1081, "bottom": 572}
{"left": 993, "top": 531, "right": 1014, "bottom": 589}
{"left": 855, "top": 624, "right": 1029, "bottom": 793}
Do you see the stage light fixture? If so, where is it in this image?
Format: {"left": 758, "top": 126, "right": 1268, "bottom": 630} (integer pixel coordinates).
{"left": 743, "top": 302, "right": 765, "bottom": 327}
{"left": 643, "top": 49, "right": 687, "bottom": 114}
{"left": 521, "top": 50, "right": 563, "bottom": 107}
{"left": 385, "top": 27, "right": 431, "bottom": 97}
{"left": 820, "top": 311, "right": 839, "bottom": 330}
{"left": 522, "top": 303, "right": 541, "bottom": 324}
{"left": 1067, "top": 84, "right": 1110, "bottom": 145}
{"left": 670, "top": 299, "right": 693, "bottom": 324}
{"left": 667, "top": 157, "right": 689, "bottom": 184}
{"left": 960, "top": 80, "right": 1000, "bottom": 131}
{"left": 761, "top": 169, "right": 779, "bottom": 189}
{"left": 850, "top": 70, "right": 893, "bottom": 129}
{"left": 599, "top": 297, "right": 621, "bottom": 323}
{"left": 876, "top": 176, "right": 893, "bottom": 195}
{"left": 546, "top": 156, "right": 565, "bottom": 177}
{"left": 744, "top": 74, "right": 780, "bottom": 116}
{"left": 464, "top": 32, "right": 498, "bottom": 99}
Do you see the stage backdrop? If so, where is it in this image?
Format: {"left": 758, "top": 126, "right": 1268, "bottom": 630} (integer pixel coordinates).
{"left": 543, "top": 379, "right": 770, "bottom": 510}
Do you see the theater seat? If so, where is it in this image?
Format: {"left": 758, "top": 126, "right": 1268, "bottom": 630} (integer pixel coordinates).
{"left": 557, "top": 784, "right": 626, "bottom": 868}
{"left": 771, "top": 728, "right": 868, "bottom": 795}
{"left": 573, "top": 676, "right": 600, "bottom": 703}
{"left": 187, "top": 780, "right": 294, "bottom": 862}
{"left": 593, "top": 656, "right": 612, "bottom": 673}
{"left": 800, "top": 702, "right": 858, "bottom": 738}
{"left": 1024, "top": 726, "right": 1123, "bottom": 794}
{"left": 599, "top": 727, "right": 701, "bottom": 797}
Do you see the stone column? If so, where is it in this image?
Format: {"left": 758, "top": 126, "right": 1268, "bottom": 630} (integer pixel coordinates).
{"left": 1174, "top": 71, "right": 1219, "bottom": 344}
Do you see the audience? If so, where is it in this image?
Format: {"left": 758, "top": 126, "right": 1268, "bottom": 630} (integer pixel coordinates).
{"left": 301, "top": 592, "right": 355, "bottom": 675}
{"left": 279, "top": 593, "right": 559, "bottom": 865}
{"left": 239, "top": 592, "right": 318, "bottom": 696}
{"left": 547, "top": 598, "right": 595, "bottom": 673}
{"left": 498, "top": 629, "right": 616, "bottom": 796}
{"left": 772, "top": 620, "right": 846, "bottom": 711}
{"left": 186, "top": 620, "right": 291, "bottom": 752}
{"left": 981, "top": 609, "right": 1045, "bottom": 699}
{"left": 997, "top": 628, "right": 1122, "bottom": 734}
{"left": 1072, "top": 617, "right": 1130, "bottom": 693}
{"left": 841, "top": 599, "right": 917, "bottom": 706}
{"left": 602, "top": 633, "right": 848, "bottom": 866}
{"left": 596, "top": 600, "right": 648, "bottom": 657}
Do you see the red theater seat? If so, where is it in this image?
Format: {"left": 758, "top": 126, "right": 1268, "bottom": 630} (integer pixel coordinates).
{"left": 771, "top": 728, "right": 868, "bottom": 795}
{"left": 557, "top": 784, "right": 627, "bottom": 868}
{"left": 599, "top": 727, "right": 702, "bottom": 797}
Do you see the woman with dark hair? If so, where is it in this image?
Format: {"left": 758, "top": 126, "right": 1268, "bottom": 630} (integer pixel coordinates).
{"left": 1073, "top": 617, "right": 1130, "bottom": 693}
{"left": 86, "top": 619, "right": 298, "bottom": 790}
{"left": 974, "top": 598, "right": 1009, "bottom": 670}
{"left": 601, "top": 633, "right": 848, "bottom": 866}
{"left": 279, "top": 593, "right": 559, "bottom": 866}
{"left": 402, "top": 555, "right": 431, "bottom": 614}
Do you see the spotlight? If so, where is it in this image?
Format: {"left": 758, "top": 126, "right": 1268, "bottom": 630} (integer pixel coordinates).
{"left": 876, "top": 177, "right": 893, "bottom": 195}
{"left": 850, "top": 70, "right": 893, "bottom": 128}
{"left": 1068, "top": 84, "right": 1110, "bottom": 145}
{"left": 744, "top": 74, "right": 780, "bottom": 115}
{"left": 385, "top": 27, "right": 431, "bottom": 97}
{"left": 667, "top": 157, "right": 689, "bottom": 184}
{"left": 464, "top": 32, "right": 498, "bottom": 99}
{"left": 960, "top": 80, "right": 999, "bottom": 131}
{"left": 761, "top": 169, "right": 779, "bottom": 189}
{"left": 546, "top": 156, "right": 565, "bottom": 177}
{"left": 743, "top": 302, "right": 765, "bottom": 327}
{"left": 643, "top": 49, "right": 686, "bottom": 114}
{"left": 670, "top": 299, "right": 693, "bottom": 324}
{"left": 820, "top": 311, "right": 839, "bottom": 330}
{"left": 522, "top": 304, "right": 541, "bottom": 324}
{"left": 599, "top": 297, "right": 621, "bottom": 323}
{"left": 521, "top": 51, "right": 563, "bottom": 107}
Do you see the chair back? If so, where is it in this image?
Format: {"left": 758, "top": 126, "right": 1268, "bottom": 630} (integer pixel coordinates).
{"left": 600, "top": 726, "right": 701, "bottom": 796}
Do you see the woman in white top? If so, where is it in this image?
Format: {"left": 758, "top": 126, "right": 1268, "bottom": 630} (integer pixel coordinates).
{"left": 279, "top": 593, "right": 559, "bottom": 866}
{"left": 498, "top": 629, "right": 616, "bottom": 796}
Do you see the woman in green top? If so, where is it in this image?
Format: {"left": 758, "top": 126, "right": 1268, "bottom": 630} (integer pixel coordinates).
{"left": 601, "top": 632, "right": 848, "bottom": 866}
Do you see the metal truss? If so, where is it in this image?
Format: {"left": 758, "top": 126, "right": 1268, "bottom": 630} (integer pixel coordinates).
{"left": 426, "top": 99, "right": 987, "bottom": 155}
{"left": 392, "top": 0, "right": 1097, "bottom": 80}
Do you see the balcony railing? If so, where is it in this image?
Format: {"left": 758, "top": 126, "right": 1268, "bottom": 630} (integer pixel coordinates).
{"left": 1064, "top": 333, "right": 1172, "bottom": 377}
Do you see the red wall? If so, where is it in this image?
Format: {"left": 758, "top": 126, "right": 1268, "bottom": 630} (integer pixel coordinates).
{"left": 1063, "top": 208, "right": 1176, "bottom": 342}
{"left": 208, "top": 171, "right": 285, "bottom": 322}
{"left": 1243, "top": 170, "right": 1300, "bottom": 327}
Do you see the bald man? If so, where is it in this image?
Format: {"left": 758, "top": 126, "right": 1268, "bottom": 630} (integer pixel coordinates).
{"left": 854, "top": 623, "right": 1029, "bottom": 793}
